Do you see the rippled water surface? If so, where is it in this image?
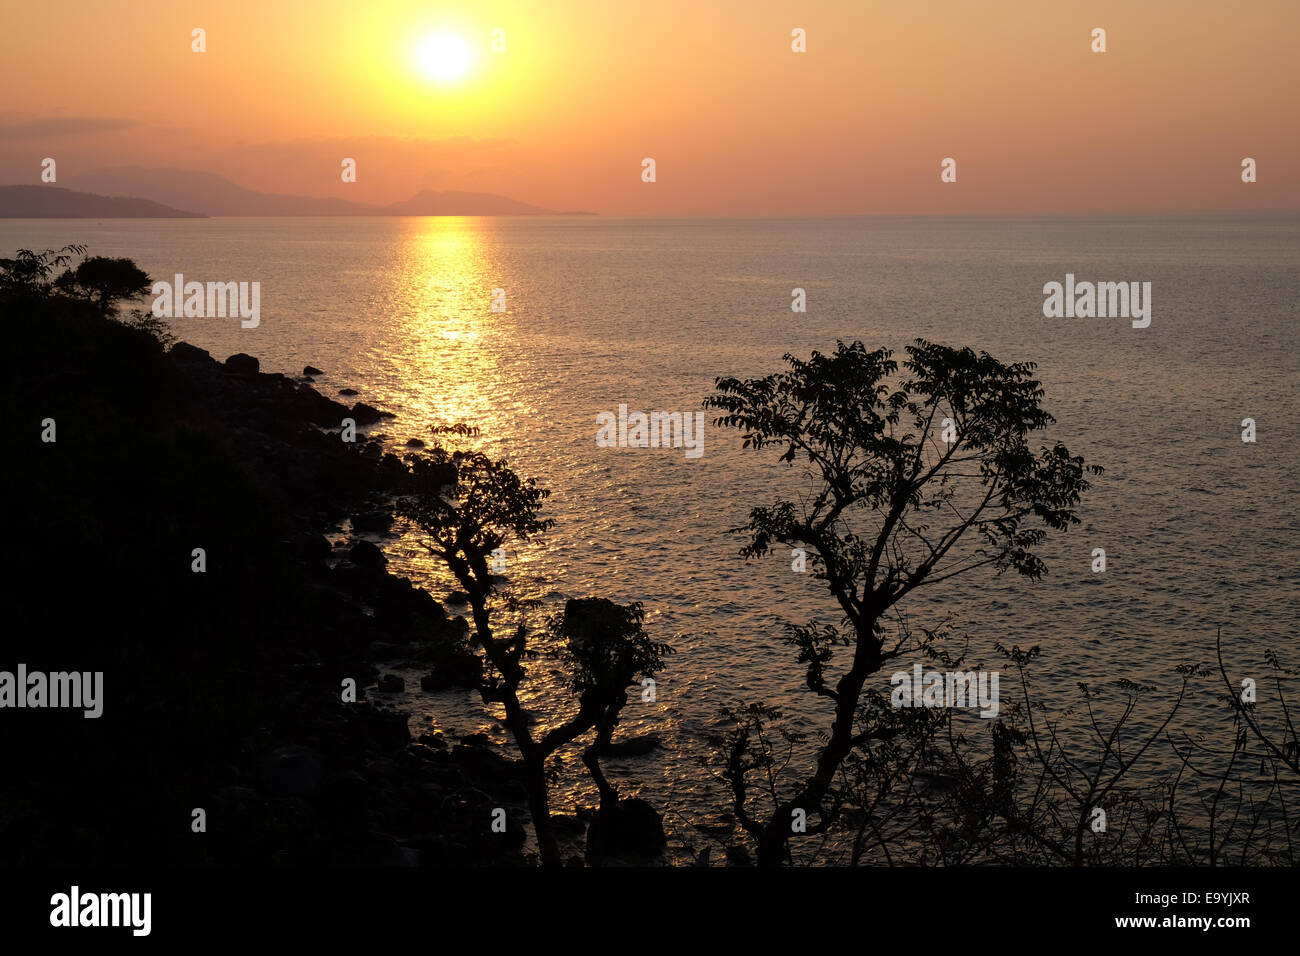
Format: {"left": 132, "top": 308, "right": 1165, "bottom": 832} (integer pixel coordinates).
{"left": 6, "top": 214, "right": 1297, "bottom": 859}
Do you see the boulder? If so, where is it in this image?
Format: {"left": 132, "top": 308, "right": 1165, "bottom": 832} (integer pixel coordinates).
{"left": 599, "top": 733, "right": 662, "bottom": 758}
{"left": 303, "top": 365, "right": 323, "bottom": 376}
{"left": 330, "top": 560, "right": 369, "bottom": 592}
{"left": 289, "top": 532, "right": 332, "bottom": 563}
{"left": 349, "top": 540, "right": 387, "bottom": 573}
{"left": 351, "top": 401, "right": 393, "bottom": 425}
{"left": 418, "top": 652, "right": 480, "bottom": 691}
{"left": 376, "top": 674, "right": 405, "bottom": 693}
{"left": 585, "top": 798, "right": 667, "bottom": 865}
{"left": 380, "top": 453, "right": 407, "bottom": 482}
{"left": 170, "top": 341, "right": 211, "bottom": 363}
{"left": 351, "top": 511, "right": 393, "bottom": 534}
{"left": 224, "top": 352, "right": 260, "bottom": 375}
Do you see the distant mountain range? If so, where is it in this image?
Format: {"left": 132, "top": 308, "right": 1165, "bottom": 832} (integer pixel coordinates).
{"left": 0, "top": 167, "right": 593, "bottom": 218}
{"left": 0, "top": 185, "right": 204, "bottom": 218}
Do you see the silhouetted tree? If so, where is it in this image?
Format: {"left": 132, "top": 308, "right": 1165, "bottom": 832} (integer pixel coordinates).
{"left": 706, "top": 339, "right": 1101, "bottom": 865}
{"left": 55, "top": 255, "right": 152, "bottom": 314}
{"left": 396, "top": 447, "right": 670, "bottom": 866}
{"left": 0, "top": 244, "right": 85, "bottom": 297}
{"left": 554, "top": 599, "right": 671, "bottom": 812}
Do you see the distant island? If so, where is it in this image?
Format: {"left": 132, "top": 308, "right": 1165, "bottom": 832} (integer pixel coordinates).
{"left": 0, "top": 166, "right": 595, "bottom": 218}
{"left": 0, "top": 185, "right": 205, "bottom": 218}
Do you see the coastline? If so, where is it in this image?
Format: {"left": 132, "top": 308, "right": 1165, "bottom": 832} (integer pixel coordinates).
{"left": 4, "top": 295, "right": 536, "bottom": 865}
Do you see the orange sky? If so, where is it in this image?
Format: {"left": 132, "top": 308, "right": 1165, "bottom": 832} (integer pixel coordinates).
{"left": 1, "top": 0, "right": 1296, "bottom": 215}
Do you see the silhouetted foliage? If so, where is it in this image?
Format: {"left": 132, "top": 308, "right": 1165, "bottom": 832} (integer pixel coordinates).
{"left": 706, "top": 339, "right": 1101, "bottom": 865}
{"left": 553, "top": 599, "right": 671, "bottom": 812}
{"left": 0, "top": 243, "right": 85, "bottom": 296}
{"left": 55, "top": 255, "right": 152, "bottom": 313}
{"left": 1, "top": 245, "right": 170, "bottom": 344}
{"left": 396, "top": 448, "right": 671, "bottom": 865}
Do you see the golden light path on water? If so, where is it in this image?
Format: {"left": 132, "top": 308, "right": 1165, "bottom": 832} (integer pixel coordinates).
{"left": 363, "top": 219, "right": 646, "bottom": 856}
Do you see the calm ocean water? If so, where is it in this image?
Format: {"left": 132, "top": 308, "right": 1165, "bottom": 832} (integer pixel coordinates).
{"left": 6, "top": 214, "right": 1297, "bottom": 858}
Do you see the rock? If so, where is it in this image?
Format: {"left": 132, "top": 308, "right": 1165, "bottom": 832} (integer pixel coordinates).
{"left": 405, "top": 438, "right": 426, "bottom": 449}
{"left": 447, "top": 745, "right": 524, "bottom": 786}
{"left": 349, "top": 540, "right": 387, "bottom": 573}
{"left": 290, "top": 532, "right": 332, "bottom": 563}
{"left": 351, "top": 511, "right": 393, "bottom": 534}
{"left": 351, "top": 401, "right": 393, "bottom": 425}
{"left": 338, "top": 387, "right": 359, "bottom": 396}
{"left": 357, "top": 707, "right": 410, "bottom": 750}
{"left": 260, "top": 745, "right": 323, "bottom": 796}
{"left": 376, "top": 674, "right": 405, "bottom": 693}
{"left": 418, "top": 655, "right": 480, "bottom": 691}
{"left": 446, "top": 590, "right": 469, "bottom": 605}
{"left": 170, "top": 341, "right": 211, "bottom": 363}
{"left": 459, "top": 733, "right": 491, "bottom": 748}
{"left": 303, "top": 365, "right": 323, "bottom": 376}
{"left": 374, "top": 575, "right": 441, "bottom": 622}
{"left": 599, "top": 733, "right": 662, "bottom": 758}
{"left": 380, "top": 453, "right": 407, "bottom": 482}
{"left": 330, "top": 560, "right": 369, "bottom": 592}
{"left": 585, "top": 798, "right": 667, "bottom": 865}
{"left": 225, "top": 352, "right": 260, "bottom": 375}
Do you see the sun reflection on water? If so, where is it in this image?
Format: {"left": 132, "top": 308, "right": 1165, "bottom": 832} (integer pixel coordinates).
{"left": 376, "top": 220, "right": 606, "bottom": 828}
{"left": 387, "top": 217, "right": 499, "bottom": 426}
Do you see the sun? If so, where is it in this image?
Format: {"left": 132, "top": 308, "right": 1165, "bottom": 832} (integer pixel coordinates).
{"left": 416, "top": 31, "right": 475, "bottom": 85}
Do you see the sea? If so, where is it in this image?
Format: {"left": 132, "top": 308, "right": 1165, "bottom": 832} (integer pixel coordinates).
{"left": 5, "top": 213, "right": 1297, "bottom": 861}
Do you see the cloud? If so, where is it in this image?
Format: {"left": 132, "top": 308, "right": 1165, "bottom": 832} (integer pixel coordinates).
{"left": 0, "top": 116, "right": 143, "bottom": 139}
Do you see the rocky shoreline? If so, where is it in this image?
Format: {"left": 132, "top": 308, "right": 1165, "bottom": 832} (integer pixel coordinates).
{"left": 3, "top": 291, "right": 553, "bottom": 866}
{"left": 176, "top": 344, "right": 541, "bottom": 865}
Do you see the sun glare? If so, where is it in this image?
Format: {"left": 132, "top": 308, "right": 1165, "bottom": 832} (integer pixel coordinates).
{"left": 416, "top": 31, "right": 475, "bottom": 84}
